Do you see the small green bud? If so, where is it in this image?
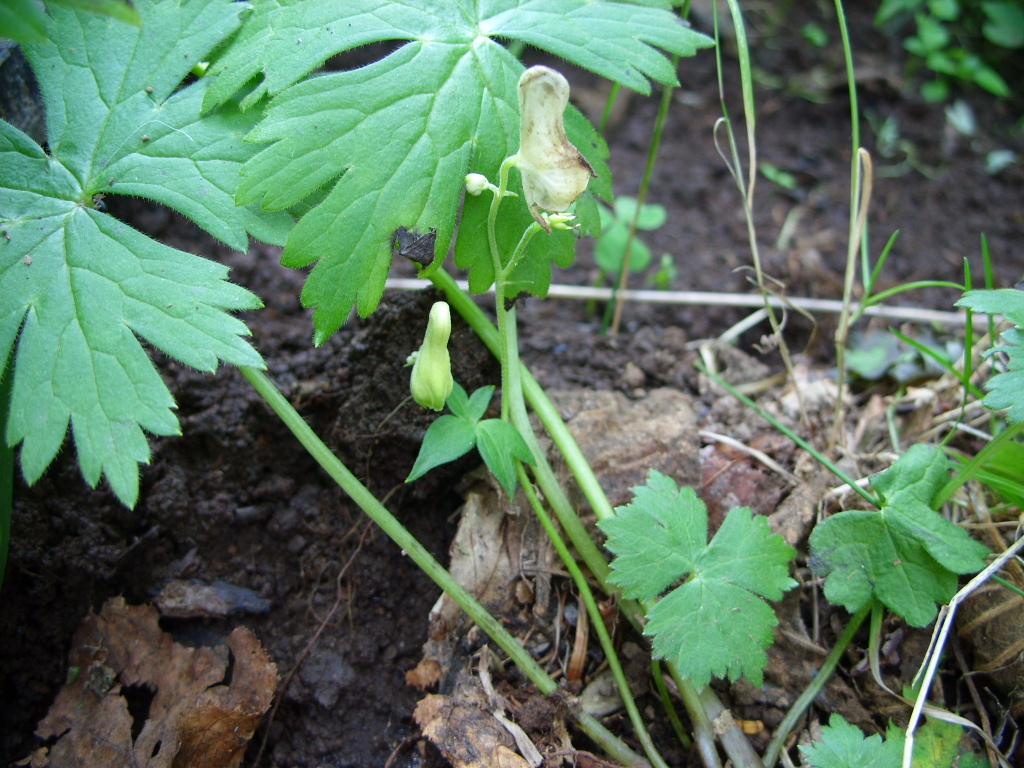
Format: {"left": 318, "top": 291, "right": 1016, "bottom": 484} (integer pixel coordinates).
{"left": 543, "top": 212, "right": 578, "bottom": 231}
{"left": 410, "top": 302, "right": 454, "bottom": 411}
{"left": 465, "top": 173, "right": 490, "bottom": 196}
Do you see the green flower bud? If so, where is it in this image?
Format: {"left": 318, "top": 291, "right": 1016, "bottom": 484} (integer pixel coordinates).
{"left": 465, "top": 173, "right": 491, "bottom": 196}
{"left": 515, "top": 66, "right": 595, "bottom": 228}
{"left": 410, "top": 301, "right": 454, "bottom": 411}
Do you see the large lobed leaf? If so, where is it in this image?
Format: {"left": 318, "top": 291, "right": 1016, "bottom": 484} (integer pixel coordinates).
{"left": 204, "top": 0, "right": 713, "bottom": 345}
{"left": 0, "top": 0, "right": 292, "bottom": 506}
{"left": 809, "top": 444, "right": 990, "bottom": 627}
{"left": 600, "top": 470, "right": 796, "bottom": 689}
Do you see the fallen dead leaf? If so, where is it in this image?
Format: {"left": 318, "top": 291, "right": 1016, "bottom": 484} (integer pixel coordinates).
{"left": 406, "top": 658, "right": 443, "bottom": 690}
{"left": 19, "top": 597, "right": 276, "bottom": 768}
{"left": 414, "top": 692, "right": 531, "bottom": 768}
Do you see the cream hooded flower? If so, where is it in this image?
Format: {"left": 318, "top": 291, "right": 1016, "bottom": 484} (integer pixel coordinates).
{"left": 409, "top": 301, "right": 454, "bottom": 411}
{"left": 515, "top": 66, "right": 595, "bottom": 229}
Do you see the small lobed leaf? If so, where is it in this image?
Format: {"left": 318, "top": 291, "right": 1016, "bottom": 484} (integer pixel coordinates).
{"left": 600, "top": 470, "right": 796, "bottom": 688}
{"left": 800, "top": 714, "right": 904, "bottom": 768}
{"left": 406, "top": 415, "right": 478, "bottom": 484}
{"left": 1, "top": 0, "right": 290, "bottom": 506}
{"left": 475, "top": 419, "right": 534, "bottom": 498}
{"left": 600, "top": 471, "right": 709, "bottom": 602}
{"left": 809, "top": 445, "right": 989, "bottom": 627}
{"left": 464, "top": 386, "right": 496, "bottom": 424}
{"left": 957, "top": 288, "right": 1024, "bottom": 423}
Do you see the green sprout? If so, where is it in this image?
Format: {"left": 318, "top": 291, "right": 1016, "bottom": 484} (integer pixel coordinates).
{"left": 594, "top": 195, "right": 667, "bottom": 280}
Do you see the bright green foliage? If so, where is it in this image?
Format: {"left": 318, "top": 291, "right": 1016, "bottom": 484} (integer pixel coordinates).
{"left": 957, "top": 288, "right": 1024, "bottom": 423}
{"left": 0, "top": 0, "right": 140, "bottom": 44}
{"left": 594, "top": 196, "right": 667, "bottom": 277}
{"left": 0, "top": 0, "right": 293, "bottom": 507}
{"left": 407, "top": 384, "right": 533, "bottom": 498}
{"left": 599, "top": 470, "right": 796, "bottom": 689}
{"left": 956, "top": 440, "right": 1024, "bottom": 510}
{"left": 809, "top": 445, "right": 989, "bottom": 627}
{"left": 876, "top": 0, "right": 1022, "bottom": 101}
{"left": 801, "top": 714, "right": 978, "bottom": 768}
{"left": 800, "top": 715, "right": 904, "bottom": 768}
{"left": 202, "top": 0, "right": 713, "bottom": 345}
{"left": 912, "top": 719, "right": 969, "bottom": 768}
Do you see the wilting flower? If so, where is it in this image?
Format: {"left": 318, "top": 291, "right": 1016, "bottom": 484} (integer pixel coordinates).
{"left": 514, "top": 66, "right": 595, "bottom": 229}
{"left": 410, "top": 302, "right": 454, "bottom": 411}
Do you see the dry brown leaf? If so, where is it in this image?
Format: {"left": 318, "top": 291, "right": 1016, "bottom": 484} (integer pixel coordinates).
{"left": 20, "top": 597, "right": 276, "bottom": 768}
{"left": 406, "top": 658, "right": 443, "bottom": 690}
{"left": 414, "top": 693, "right": 530, "bottom": 768}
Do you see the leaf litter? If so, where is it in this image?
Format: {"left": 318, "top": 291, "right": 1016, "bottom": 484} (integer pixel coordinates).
{"left": 16, "top": 597, "right": 276, "bottom": 768}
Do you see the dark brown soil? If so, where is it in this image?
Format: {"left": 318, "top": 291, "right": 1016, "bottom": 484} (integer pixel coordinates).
{"left": 2, "top": 4, "right": 1022, "bottom": 767}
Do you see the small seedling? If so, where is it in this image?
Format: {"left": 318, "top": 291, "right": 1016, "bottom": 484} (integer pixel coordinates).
{"left": 594, "top": 196, "right": 667, "bottom": 280}
{"left": 876, "top": 0, "right": 1021, "bottom": 101}
{"left": 647, "top": 253, "right": 678, "bottom": 291}
{"left": 407, "top": 383, "right": 533, "bottom": 498}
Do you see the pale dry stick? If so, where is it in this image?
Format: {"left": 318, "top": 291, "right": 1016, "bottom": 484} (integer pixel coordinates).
{"left": 903, "top": 535, "right": 1024, "bottom": 768}
{"left": 253, "top": 521, "right": 373, "bottom": 767}
{"left": 699, "top": 430, "right": 800, "bottom": 485}
{"left": 384, "top": 278, "right": 969, "bottom": 325}
{"left": 829, "top": 149, "right": 874, "bottom": 452}
{"left": 712, "top": 116, "right": 806, "bottom": 426}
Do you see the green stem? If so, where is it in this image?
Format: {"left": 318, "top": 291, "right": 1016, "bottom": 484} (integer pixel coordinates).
{"left": 599, "top": 82, "right": 621, "bottom": 135}
{"left": 518, "top": 464, "right": 669, "bottom": 768}
{"left": 677, "top": 673, "right": 724, "bottom": 768}
{"left": 829, "top": 0, "right": 864, "bottom": 449}
{"left": 763, "top": 603, "right": 871, "bottom": 768}
{"left": 433, "top": 269, "right": 616, "bottom": 522}
{"left": 500, "top": 222, "right": 545, "bottom": 284}
{"left": 651, "top": 660, "right": 691, "bottom": 748}
{"left": 238, "top": 366, "right": 649, "bottom": 767}
{"left": 608, "top": 53, "right": 678, "bottom": 336}
{"left": 934, "top": 420, "right": 1024, "bottom": 507}
{"left": 433, "top": 270, "right": 765, "bottom": 768}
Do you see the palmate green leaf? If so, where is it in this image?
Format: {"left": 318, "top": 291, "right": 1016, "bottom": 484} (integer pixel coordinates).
{"left": 0, "top": 0, "right": 293, "bottom": 507}
{"left": 801, "top": 714, "right": 973, "bottom": 768}
{"left": 204, "top": 0, "right": 712, "bottom": 344}
{"left": 809, "top": 445, "right": 989, "bottom": 627}
{"left": 600, "top": 470, "right": 796, "bottom": 689}
{"left": 800, "top": 715, "right": 904, "bottom": 768}
{"left": 957, "top": 288, "right": 1024, "bottom": 423}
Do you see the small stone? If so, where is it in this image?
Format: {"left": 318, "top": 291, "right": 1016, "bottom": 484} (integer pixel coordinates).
{"left": 619, "top": 361, "right": 645, "bottom": 389}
